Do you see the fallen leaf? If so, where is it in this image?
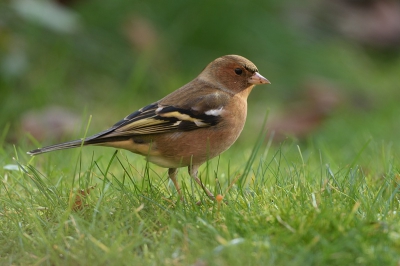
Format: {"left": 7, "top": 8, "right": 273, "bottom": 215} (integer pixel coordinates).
{"left": 69, "top": 185, "right": 97, "bottom": 211}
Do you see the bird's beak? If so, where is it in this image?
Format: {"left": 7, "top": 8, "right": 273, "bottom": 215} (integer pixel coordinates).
{"left": 248, "top": 72, "right": 271, "bottom": 85}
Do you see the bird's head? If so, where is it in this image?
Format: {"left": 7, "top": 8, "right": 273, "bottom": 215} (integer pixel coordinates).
{"left": 199, "top": 55, "right": 270, "bottom": 95}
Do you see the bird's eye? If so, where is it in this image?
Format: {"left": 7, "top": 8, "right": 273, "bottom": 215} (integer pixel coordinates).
{"left": 234, "top": 68, "right": 243, "bottom": 75}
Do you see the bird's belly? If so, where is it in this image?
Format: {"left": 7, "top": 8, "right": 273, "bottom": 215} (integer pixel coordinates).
{"left": 153, "top": 122, "right": 245, "bottom": 168}
{"left": 147, "top": 155, "right": 184, "bottom": 168}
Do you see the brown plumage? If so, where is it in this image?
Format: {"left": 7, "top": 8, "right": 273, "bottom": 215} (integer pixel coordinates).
{"left": 28, "top": 55, "right": 270, "bottom": 201}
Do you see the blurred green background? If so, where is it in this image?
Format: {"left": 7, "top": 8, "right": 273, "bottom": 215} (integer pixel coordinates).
{"left": 1, "top": 0, "right": 400, "bottom": 157}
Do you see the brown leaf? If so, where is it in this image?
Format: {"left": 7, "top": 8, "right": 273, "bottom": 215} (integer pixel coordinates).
{"left": 69, "top": 185, "right": 96, "bottom": 211}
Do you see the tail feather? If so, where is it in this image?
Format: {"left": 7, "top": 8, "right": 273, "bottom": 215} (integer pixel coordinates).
{"left": 27, "top": 136, "right": 132, "bottom": 156}
{"left": 27, "top": 139, "right": 86, "bottom": 155}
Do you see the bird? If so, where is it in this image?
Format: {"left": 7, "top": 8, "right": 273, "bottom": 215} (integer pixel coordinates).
{"left": 28, "top": 55, "right": 270, "bottom": 201}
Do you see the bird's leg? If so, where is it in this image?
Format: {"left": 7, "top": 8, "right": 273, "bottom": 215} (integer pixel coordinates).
{"left": 188, "top": 165, "right": 215, "bottom": 201}
{"left": 168, "top": 168, "right": 184, "bottom": 201}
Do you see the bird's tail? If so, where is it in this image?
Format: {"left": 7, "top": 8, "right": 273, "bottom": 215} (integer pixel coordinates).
{"left": 27, "top": 139, "right": 87, "bottom": 156}
{"left": 27, "top": 135, "right": 132, "bottom": 156}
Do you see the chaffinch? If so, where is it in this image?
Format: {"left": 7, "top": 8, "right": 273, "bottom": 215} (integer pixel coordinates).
{"left": 28, "top": 55, "right": 270, "bottom": 201}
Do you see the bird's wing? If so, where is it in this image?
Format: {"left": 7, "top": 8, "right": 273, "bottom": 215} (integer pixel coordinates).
{"left": 88, "top": 91, "right": 230, "bottom": 140}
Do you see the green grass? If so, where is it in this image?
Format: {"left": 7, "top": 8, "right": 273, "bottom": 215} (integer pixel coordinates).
{"left": 1, "top": 133, "right": 399, "bottom": 265}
